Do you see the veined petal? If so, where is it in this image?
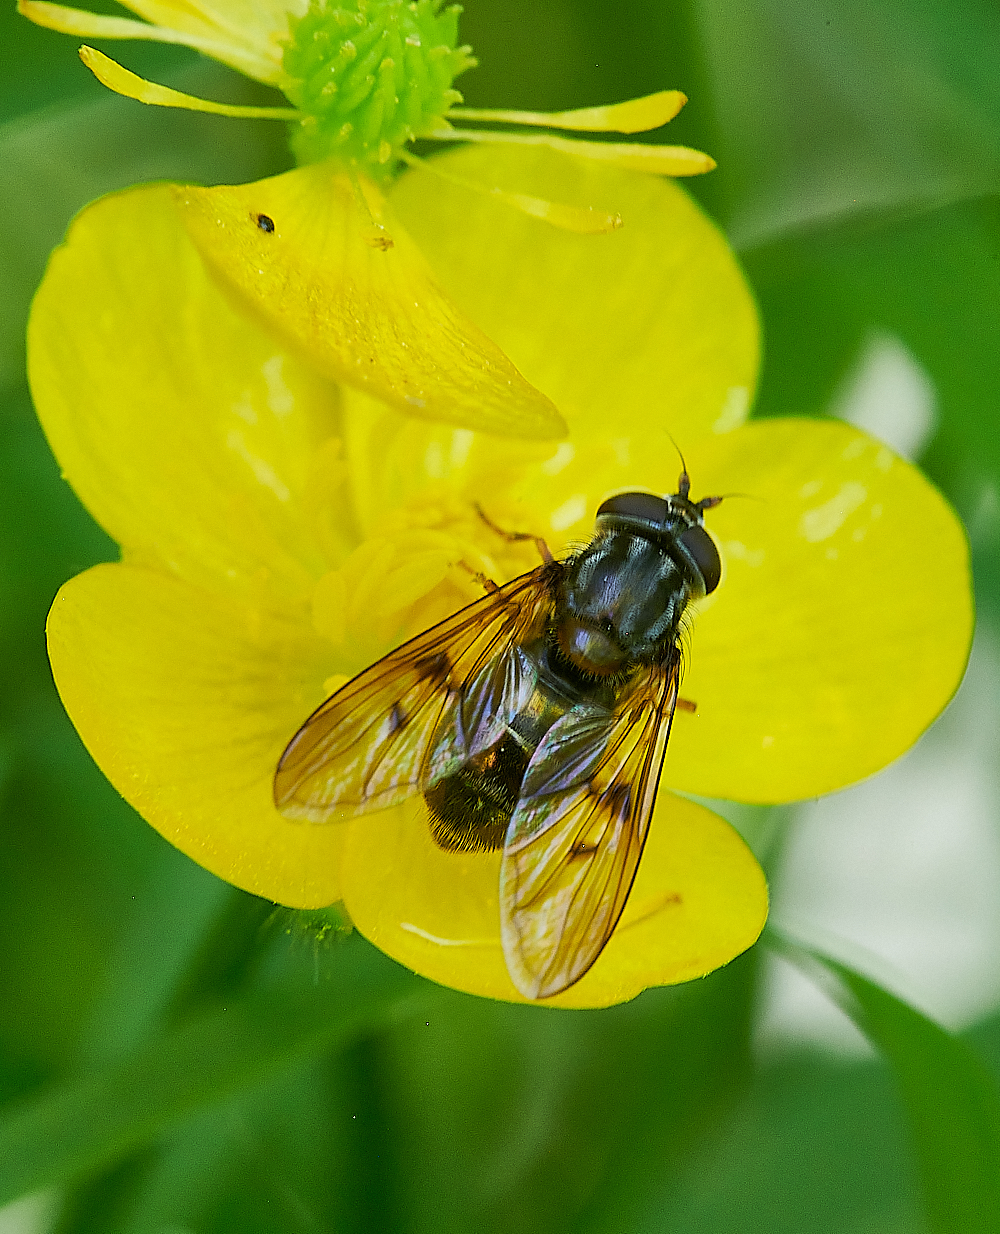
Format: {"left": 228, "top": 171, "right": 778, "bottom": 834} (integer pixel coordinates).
{"left": 175, "top": 163, "right": 566, "bottom": 440}
{"left": 28, "top": 183, "right": 347, "bottom": 616}
{"left": 47, "top": 563, "right": 346, "bottom": 907}
{"left": 389, "top": 145, "right": 759, "bottom": 446}
{"left": 116, "top": 0, "right": 296, "bottom": 83}
{"left": 666, "top": 418, "right": 974, "bottom": 801}
{"left": 18, "top": 1, "right": 278, "bottom": 82}
{"left": 341, "top": 792, "right": 766, "bottom": 1007}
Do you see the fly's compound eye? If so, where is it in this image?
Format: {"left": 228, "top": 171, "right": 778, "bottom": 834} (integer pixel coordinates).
{"left": 597, "top": 492, "right": 669, "bottom": 524}
{"left": 678, "top": 524, "right": 721, "bottom": 594}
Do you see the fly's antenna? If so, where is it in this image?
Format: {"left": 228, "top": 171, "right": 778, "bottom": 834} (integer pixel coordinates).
{"left": 664, "top": 430, "right": 690, "bottom": 498}
{"left": 665, "top": 429, "right": 754, "bottom": 513}
{"left": 697, "top": 490, "right": 762, "bottom": 513}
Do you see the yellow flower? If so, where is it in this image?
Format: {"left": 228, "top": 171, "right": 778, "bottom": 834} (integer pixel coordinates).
{"left": 21, "top": 0, "right": 721, "bottom": 443}
{"left": 19, "top": 0, "right": 714, "bottom": 179}
{"left": 29, "top": 146, "right": 972, "bottom": 1007}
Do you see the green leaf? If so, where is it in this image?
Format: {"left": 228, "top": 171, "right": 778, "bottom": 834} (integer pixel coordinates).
{"left": 0, "top": 939, "right": 426, "bottom": 1207}
{"left": 771, "top": 930, "right": 1000, "bottom": 1234}
{"left": 371, "top": 950, "right": 758, "bottom": 1234}
{"left": 697, "top": 0, "right": 1000, "bottom": 246}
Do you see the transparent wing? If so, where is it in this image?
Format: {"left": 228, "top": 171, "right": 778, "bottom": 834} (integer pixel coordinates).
{"left": 499, "top": 654, "right": 680, "bottom": 999}
{"left": 274, "top": 567, "right": 558, "bottom": 821}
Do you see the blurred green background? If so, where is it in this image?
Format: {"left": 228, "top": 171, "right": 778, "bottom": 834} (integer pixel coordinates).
{"left": 2, "top": 1, "right": 999, "bottom": 1231}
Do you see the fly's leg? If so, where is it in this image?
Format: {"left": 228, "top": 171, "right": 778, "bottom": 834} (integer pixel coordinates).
{"left": 459, "top": 503, "right": 552, "bottom": 595}
{"left": 474, "top": 502, "right": 554, "bottom": 564}
{"left": 456, "top": 558, "right": 501, "bottom": 595}
{"left": 676, "top": 698, "right": 697, "bottom": 713}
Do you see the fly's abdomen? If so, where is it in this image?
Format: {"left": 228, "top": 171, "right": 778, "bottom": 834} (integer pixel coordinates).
{"left": 424, "top": 658, "right": 580, "bottom": 853}
{"left": 424, "top": 731, "right": 529, "bottom": 852}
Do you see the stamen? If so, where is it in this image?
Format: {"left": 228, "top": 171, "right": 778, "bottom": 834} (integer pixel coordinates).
{"left": 346, "top": 168, "right": 395, "bottom": 249}
{"left": 399, "top": 150, "right": 622, "bottom": 234}
{"left": 426, "top": 126, "right": 716, "bottom": 177}
{"left": 448, "top": 89, "right": 687, "bottom": 134}
{"left": 78, "top": 46, "right": 301, "bottom": 120}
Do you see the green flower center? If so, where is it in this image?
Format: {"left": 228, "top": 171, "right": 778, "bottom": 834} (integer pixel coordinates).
{"left": 282, "top": 0, "right": 476, "bottom": 173}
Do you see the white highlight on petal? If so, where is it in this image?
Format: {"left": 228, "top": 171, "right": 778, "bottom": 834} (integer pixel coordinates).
{"left": 449, "top": 428, "right": 474, "bottom": 469}
{"left": 424, "top": 439, "right": 444, "bottom": 478}
{"left": 226, "top": 428, "right": 290, "bottom": 501}
{"left": 262, "top": 354, "right": 294, "bottom": 417}
{"left": 540, "top": 441, "right": 576, "bottom": 476}
{"left": 712, "top": 385, "right": 749, "bottom": 434}
{"left": 722, "top": 539, "right": 765, "bottom": 568}
{"left": 549, "top": 493, "right": 587, "bottom": 531}
{"left": 233, "top": 392, "right": 257, "bottom": 425}
{"left": 799, "top": 482, "right": 867, "bottom": 542}
{"left": 832, "top": 331, "right": 937, "bottom": 461}
{"left": 400, "top": 922, "right": 491, "bottom": 948}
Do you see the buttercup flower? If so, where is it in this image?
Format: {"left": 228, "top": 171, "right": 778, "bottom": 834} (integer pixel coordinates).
{"left": 29, "top": 143, "right": 972, "bottom": 1006}
{"left": 21, "top": 0, "right": 722, "bottom": 442}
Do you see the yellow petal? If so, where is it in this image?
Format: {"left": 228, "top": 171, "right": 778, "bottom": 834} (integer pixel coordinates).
{"left": 113, "top": 0, "right": 288, "bottom": 82}
{"left": 448, "top": 89, "right": 688, "bottom": 134}
{"left": 18, "top": 3, "right": 277, "bottom": 82}
{"left": 174, "top": 164, "right": 566, "bottom": 440}
{"left": 46, "top": 563, "right": 345, "bottom": 907}
{"left": 665, "top": 418, "right": 974, "bottom": 801}
{"left": 341, "top": 792, "right": 767, "bottom": 1007}
{"left": 28, "top": 183, "right": 343, "bottom": 614}
{"left": 389, "top": 145, "right": 759, "bottom": 446}
{"left": 399, "top": 152, "right": 622, "bottom": 234}
{"left": 79, "top": 46, "right": 298, "bottom": 119}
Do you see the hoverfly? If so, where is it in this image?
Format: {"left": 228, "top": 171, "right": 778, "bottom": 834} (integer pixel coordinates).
{"left": 274, "top": 470, "right": 722, "bottom": 1000}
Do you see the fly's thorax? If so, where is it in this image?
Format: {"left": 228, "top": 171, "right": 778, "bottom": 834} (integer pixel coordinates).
{"left": 555, "top": 529, "right": 697, "bottom": 674}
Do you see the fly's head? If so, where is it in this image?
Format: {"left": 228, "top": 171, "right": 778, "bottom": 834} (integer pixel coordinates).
{"left": 555, "top": 472, "right": 722, "bottom": 676}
